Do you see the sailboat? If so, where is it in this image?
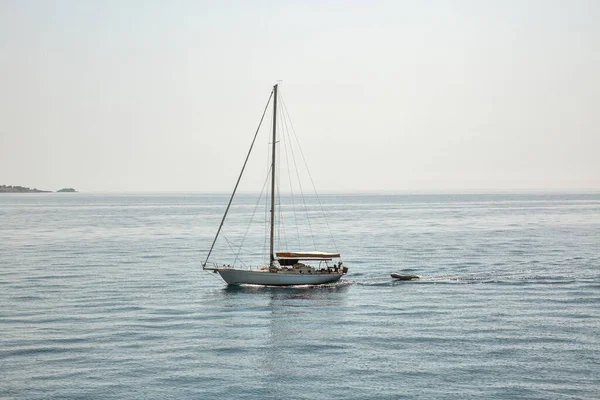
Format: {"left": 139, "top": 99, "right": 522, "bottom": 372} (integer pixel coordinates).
{"left": 203, "top": 83, "right": 348, "bottom": 286}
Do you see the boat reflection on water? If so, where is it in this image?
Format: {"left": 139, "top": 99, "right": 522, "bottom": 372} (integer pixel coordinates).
{"left": 221, "top": 281, "right": 350, "bottom": 301}
{"left": 209, "top": 281, "right": 351, "bottom": 392}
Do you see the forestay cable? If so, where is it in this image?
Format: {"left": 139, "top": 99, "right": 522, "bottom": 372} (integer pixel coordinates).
{"left": 203, "top": 90, "right": 273, "bottom": 267}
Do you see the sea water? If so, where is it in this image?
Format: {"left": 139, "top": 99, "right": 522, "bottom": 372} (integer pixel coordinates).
{"left": 1, "top": 193, "right": 599, "bottom": 399}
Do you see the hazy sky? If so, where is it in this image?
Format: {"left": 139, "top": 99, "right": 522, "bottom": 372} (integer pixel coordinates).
{"left": 1, "top": 0, "right": 599, "bottom": 192}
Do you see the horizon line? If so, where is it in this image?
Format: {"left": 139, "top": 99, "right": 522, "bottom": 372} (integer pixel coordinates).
{"left": 16, "top": 188, "right": 600, "bottom": 195}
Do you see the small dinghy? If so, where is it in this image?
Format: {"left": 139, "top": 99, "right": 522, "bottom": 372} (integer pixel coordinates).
{"left": 391, "top": 273, "right": 420, "bottom": 281}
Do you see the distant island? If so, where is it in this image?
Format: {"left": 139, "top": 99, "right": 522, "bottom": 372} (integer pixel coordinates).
{"left": 0, "top": 185, "right": 51, "bottom": 193}
{"left": 0, "top": 185, "right": 77, "bottom": 193}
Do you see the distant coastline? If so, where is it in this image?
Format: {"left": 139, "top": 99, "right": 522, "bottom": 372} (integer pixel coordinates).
{"left": 0, "top": 185, "right": 77, "bottom": 193}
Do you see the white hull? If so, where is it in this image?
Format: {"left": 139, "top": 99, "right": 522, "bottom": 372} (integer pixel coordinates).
{"left": 216, "top": 268, "right": 343, "bottom": 286}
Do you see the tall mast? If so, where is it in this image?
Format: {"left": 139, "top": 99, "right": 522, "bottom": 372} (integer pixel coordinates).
{"left": 270, "top": 84, "right": 278, "bottom": 267}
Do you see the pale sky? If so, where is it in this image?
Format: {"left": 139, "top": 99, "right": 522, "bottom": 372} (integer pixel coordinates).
{"left": 1, "top": 0, "right": 599, "bottom": 192}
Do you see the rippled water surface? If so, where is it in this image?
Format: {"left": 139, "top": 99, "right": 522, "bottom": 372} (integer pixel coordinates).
{"left": 1, "top": 193, "right": 599, "bottom": 399}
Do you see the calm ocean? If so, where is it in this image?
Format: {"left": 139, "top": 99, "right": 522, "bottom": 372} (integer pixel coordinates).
{"left": 1, "top": 193, "right": 599, "bottom": 399}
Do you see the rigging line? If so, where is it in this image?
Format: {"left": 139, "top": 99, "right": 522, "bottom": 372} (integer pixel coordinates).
{"left": 276, "top": 106, "right": 284, "bottom": 252}
{"left": 263, "top": 115, "right": 274, "bottom": 265}
{"left": 280, "top": 93, "right": 338, "bottom": 253}
{"left": 261, "top": 119, "right": 269, "bottom": 265}
{"left": 203, "top": 89, "right": 274, "bottom": 267}
{"left": 275, "top": 110, "right": 281, "bottom": 251}
{"left": 222, "top": 235, "right": 248, "bottom": 268}
{"left": 231, "top": 165, "right": 272, "bottom": 267}
{"left": 262, "top": 138, "right": 273, "bottom": 263}
{"left": 276, "top": 107, "right": 289, "bottom": 252}
{"left": 263, "top": 182, "right": 269, "bottom": 265}
{"left": 280, "top": 102, "right": 301, "bottom": 246}
{"left": 279, "top": 91, "right": 317, "bottom": 250}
